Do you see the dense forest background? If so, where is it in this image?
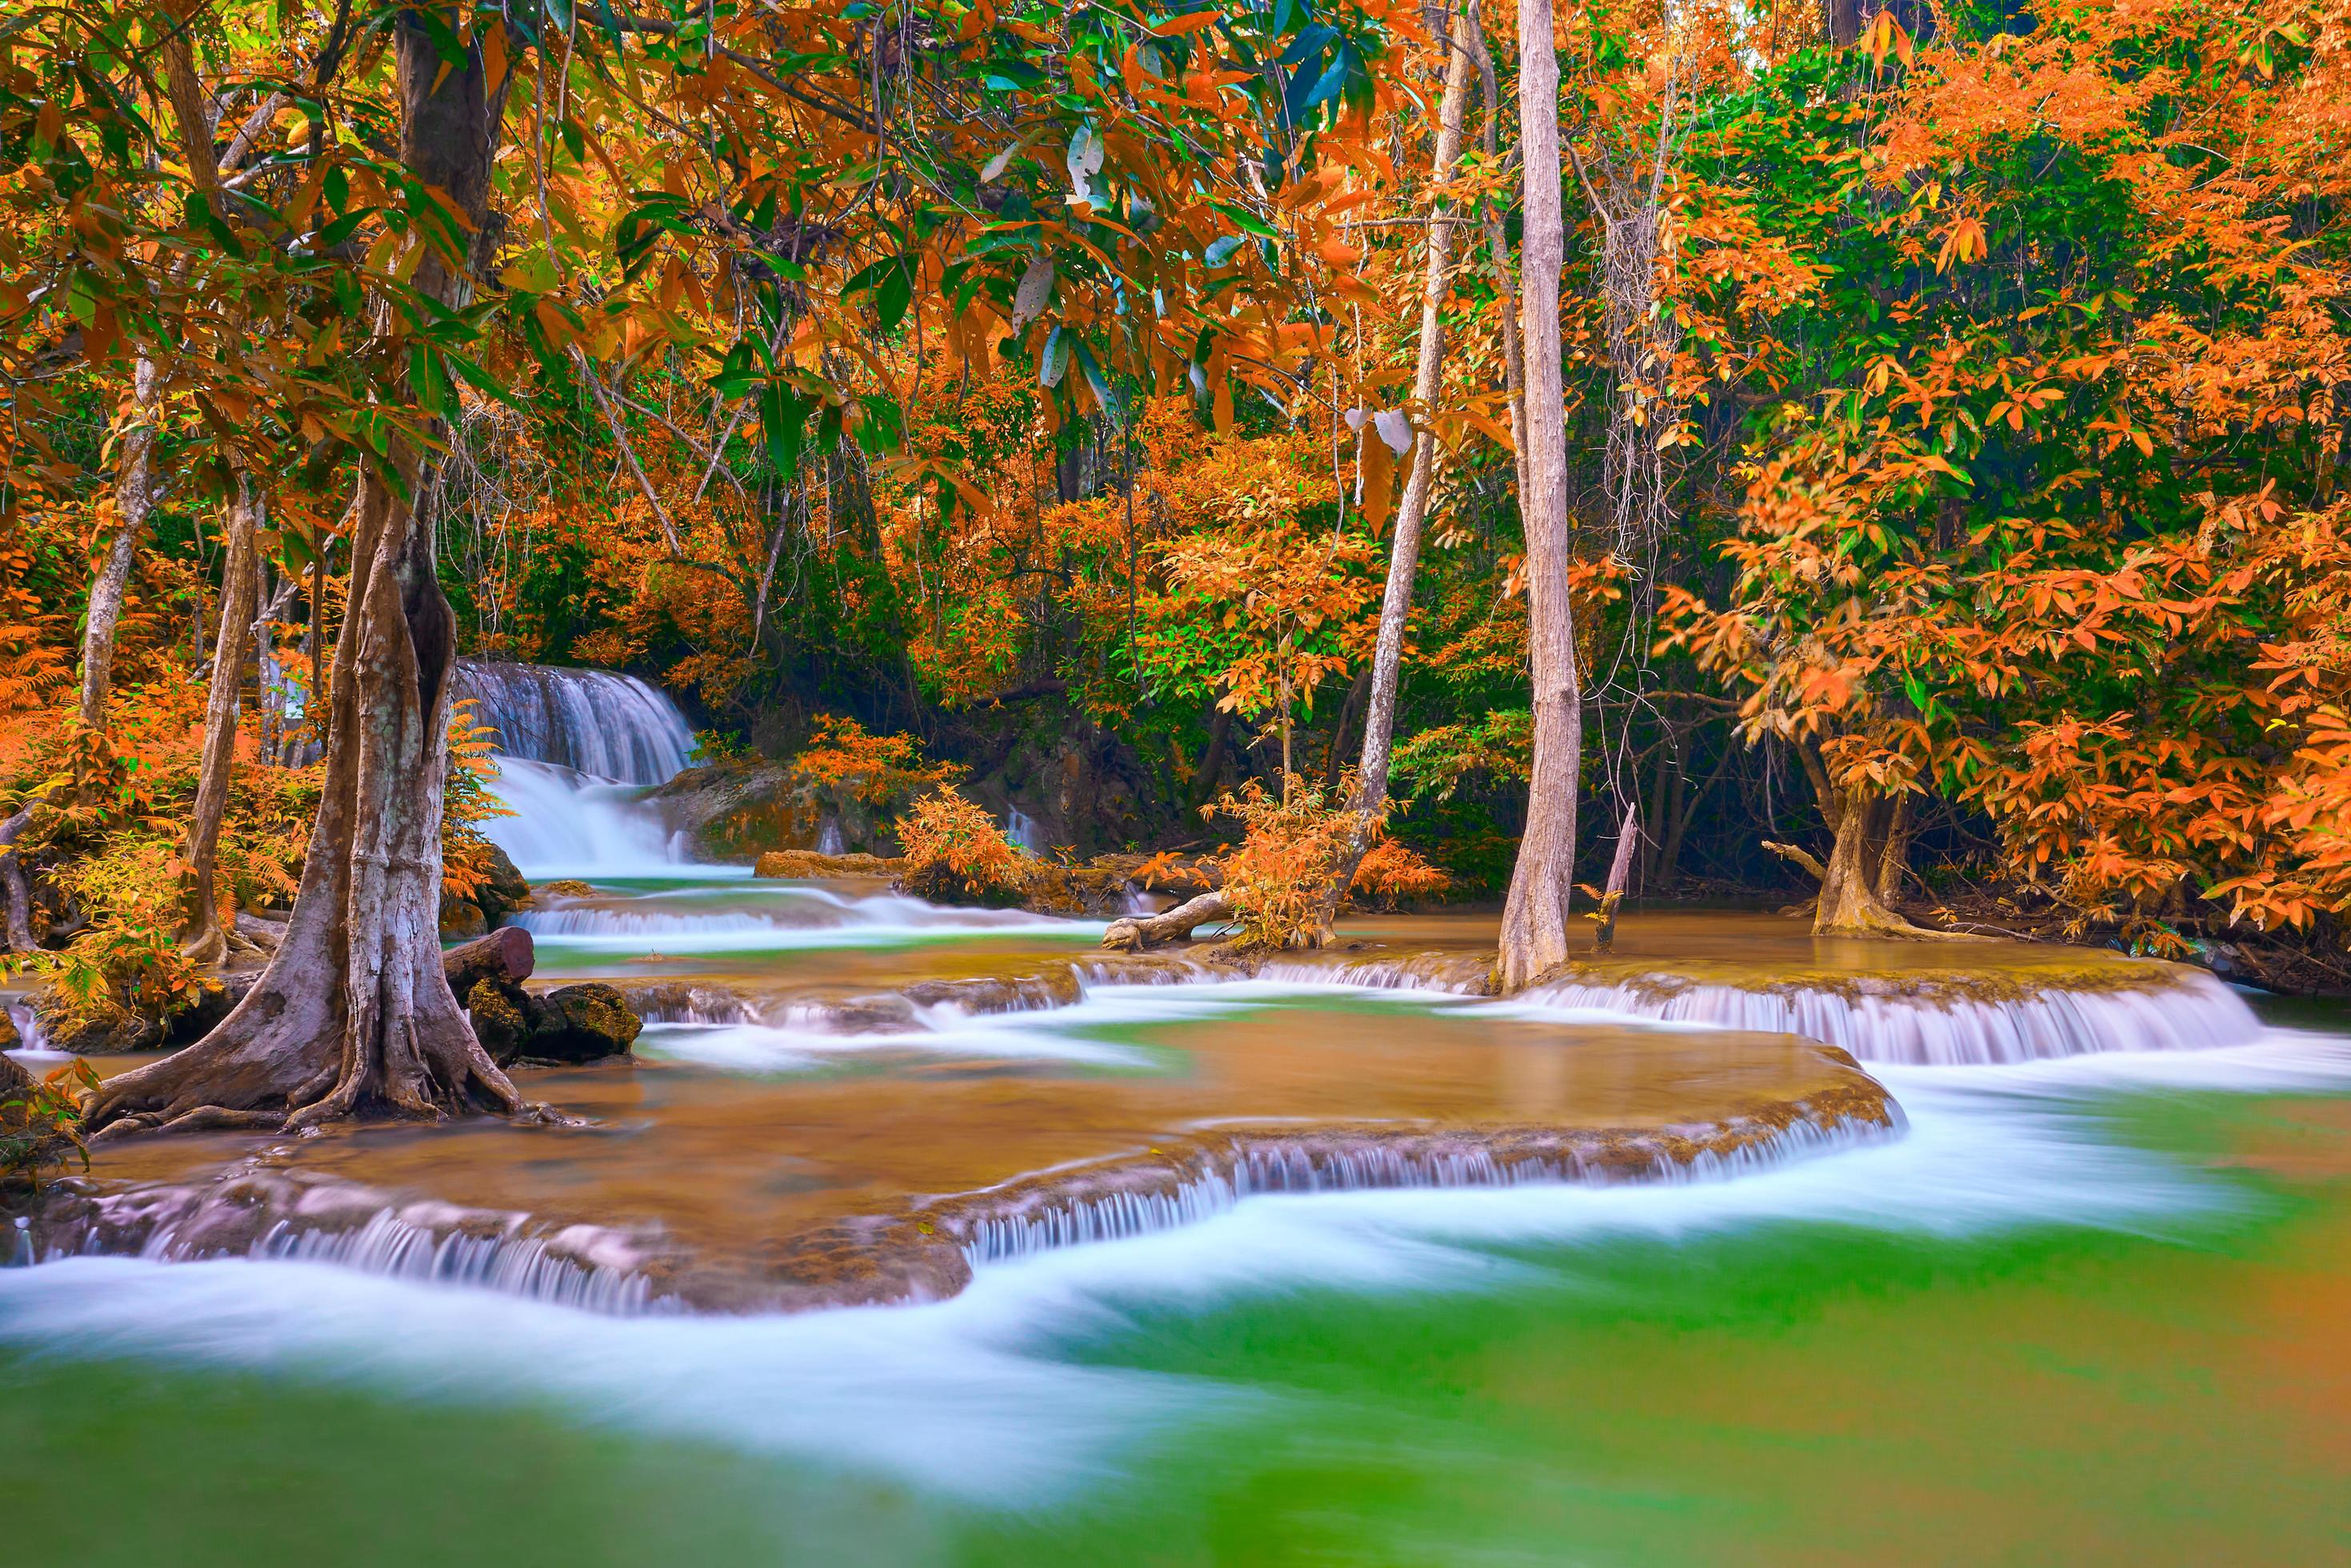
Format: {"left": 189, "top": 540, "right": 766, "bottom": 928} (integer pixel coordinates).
{"left": 4, "top": 0, "right": 2348, "bottom": 1042}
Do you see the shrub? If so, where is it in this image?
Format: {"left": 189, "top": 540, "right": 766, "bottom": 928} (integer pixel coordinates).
{"left": 789, "top": 715, "right": 960, "bottom": 809}
{"left": 896, "top": 786, "right": 1037, "bottom": 905}
{"left": 1, "top": 1058, "right": 94, "bottom": 1195}
{"left": 1210, "top": 773, "right": 1446, "bottom": 945}
{"left": 443, "top": 700, "right": 516, "bottom": 906}
{"left": 1349, "top": 838, "right": 1450, "bottom": 910}
{"left": 1211, "top": 774, "right": 1361, "bottom": 950}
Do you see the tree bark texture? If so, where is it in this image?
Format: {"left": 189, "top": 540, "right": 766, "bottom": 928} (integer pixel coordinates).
{"left": 81, "top": 356, "right": 157, "bottom": 734}
{"left": 1498, "top": 0, "right": 1585, "bottom": 991}
{"left": 179, "top": 475, "right": 263, "bottom": 964}
{"left": 85, "top": 13, "right": 534, "bottom": 1138}
{"left": 0, "top": 805, "right": 34, "bottom": 953}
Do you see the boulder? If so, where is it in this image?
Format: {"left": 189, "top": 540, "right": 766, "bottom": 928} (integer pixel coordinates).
{"left": 518, "top": 983, "right": 642, "bottom": 1063}
{"left": 466, "top": 979, "right": 534, "bottom": 1063}
{"left": 444, "top": 926, "right": 536, "bottom": 994}
{"left": 477, "top": 843, "right": 533, "bottom": 922}
{"left": 438, "top": 896, "right": 489, "bottom": 940}
{"left": 0, "top": 1008, "right": 18, "bottom": 1053}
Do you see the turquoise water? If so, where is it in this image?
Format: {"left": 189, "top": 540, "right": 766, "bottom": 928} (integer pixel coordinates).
{"left": 6, "top": 1035, "right": 2349, "bottom": 1565}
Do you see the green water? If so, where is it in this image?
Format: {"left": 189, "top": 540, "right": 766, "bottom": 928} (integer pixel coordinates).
{"left": 5, "top": 1078, "right": 2347, "bottom": 1566}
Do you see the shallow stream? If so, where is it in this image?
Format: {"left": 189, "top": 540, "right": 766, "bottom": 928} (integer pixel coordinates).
{"left": 5, "top": 666, "right": 2345, "bottom": 1563}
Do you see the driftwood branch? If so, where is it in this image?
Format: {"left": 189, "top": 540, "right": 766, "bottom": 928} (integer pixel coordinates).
{"left": 1762, "top": 839, "right": 1826, "bottom": 883}
{"left": 1102, "top": 890, "right": 1231, "bottom": 951}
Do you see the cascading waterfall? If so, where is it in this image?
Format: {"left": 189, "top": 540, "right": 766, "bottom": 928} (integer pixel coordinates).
{"left": 453, "top": 661, "right": 697, "bottom": 785}
{"left": 1006, "top": 807, "right": 1044, "bottom": 856}
{"left": 954, "top": 1114, "right": 1897, "bottom": 1268}
{"left": 1511, "top": 967, "right": 2262, "bottom": 1066}
{"left": 23, "top": 1176, "right": 669, "bottom": 1314}
{"left": 451, "top": 661, "right": 700, "bottom": 878}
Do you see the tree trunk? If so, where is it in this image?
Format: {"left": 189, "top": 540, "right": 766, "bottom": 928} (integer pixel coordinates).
{"left": 1591, "top": 801, "right": 1639, "bottom": 953}
{"left": 179, "top": 474, "right": 263, "bottom": 964}
{"left": 1814, "top": 784, "right": 1915, "bottom": 936}
{"left": 1497, "top": 0, "right": 1585, "bottom": 991}
{"left": 1185, "top": 703, "right": 1234, "bottom": 815}
{"left": 85, "top": 11, "right": 537, "bottom": 1138}
{"left": 1309, "top": 5, "right": 1476, "bottom": 933}
{"left": 81, "top": 356, "right": 157, "bottom": 735}
{"left": 0, "top": 805, "right": 34, "bottom": 953}
{"left": 1321, "top": 666, "right": 1372, "bottom": 793}
{"left": 1467, "top": 4, "right": 1531, "bottom": 506}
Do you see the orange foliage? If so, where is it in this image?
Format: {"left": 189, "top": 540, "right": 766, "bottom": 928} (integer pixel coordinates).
{"left": 896, "top": 787, "right": 1037, "bottom": 904}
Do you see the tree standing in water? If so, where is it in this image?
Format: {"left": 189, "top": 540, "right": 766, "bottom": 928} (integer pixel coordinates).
{"left": 86, "top": 10, "right": 536, "bottom": 1134}
{"left": 1497, "top": 0, "right": 1584, "bottom": 990}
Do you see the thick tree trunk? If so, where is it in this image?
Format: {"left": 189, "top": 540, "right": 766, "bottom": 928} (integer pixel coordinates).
{"left": 179, "top": 476, "right": 263, "bottom": 964}
{"left": 81, "top": 357, "right": 157, "bottom": 734}
{"left": 84, "top": 11, "right": 537, "bottom": 1138}
{"left": 1317, "top": 5, "right": 1477, "bottom": 933}
{"left": 1498, "top": 0, "right": 1584, "bottom": 990}
{"left": 1814, "top": 784, "right": 1919, "bottom": 936}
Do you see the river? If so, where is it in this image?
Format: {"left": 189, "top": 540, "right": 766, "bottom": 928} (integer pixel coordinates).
{"left": 3, "top": 666, "right": 2345, "bottom": 1564}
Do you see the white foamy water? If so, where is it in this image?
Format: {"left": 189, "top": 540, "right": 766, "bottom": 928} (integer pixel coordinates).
{"left": 515, "top": 882, "right": 1099, "bottom": 954}
{"left": 483, "top": 758, "right": 695, "bottom": 880}
{"left": 5, "top": 1031, "right": 2341, "bottom": 1501}
{"left": 454, "top": 662, "right": 698, "bottom": 786}
{"left": 638, "top": 980, "right": 1281, "bottom": 1072}
{"left": 1516, "top": 966, "right": 2261, "bottom": 1065}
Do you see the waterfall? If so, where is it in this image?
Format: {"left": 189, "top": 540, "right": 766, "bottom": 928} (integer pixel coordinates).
{"left": 1512, "top": 967, "right": 2262, "bottom": 1066}
{"left": 1006, "top": 806, "right": 1044, "bottom": 856}
{"left": 452, "top": 661, "right": 697, "bottom": 786}
{"left": 953, "top": 1114, "right": 1897, "bottom": 1269}
{"left": 25, "top": 1175, "right": 670, "bottom": 1314}
{"left": 817, "top": 817, "right": 846, "bottom": 856}
{"left": 451, "top": 661, "right": 699, "bottom": 878}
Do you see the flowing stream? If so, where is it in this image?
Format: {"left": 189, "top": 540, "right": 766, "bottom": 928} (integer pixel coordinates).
{"left": 5, "top": 663, "right": 2345, "bottom": 1564}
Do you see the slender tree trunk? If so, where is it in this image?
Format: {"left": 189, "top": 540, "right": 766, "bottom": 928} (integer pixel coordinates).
{"left": 86, "top": 10, "right": 537, "bottom": 1138}
{"left": 81, "top": 356, "right": 158, "bottom": 735}
{"left": 1498, "top": 0, "right": 1584, "bottom": 990}
{"left": 1591, "top": 801, "right": 1639, "bottom": 953}
{"left": 179, "top": 474, "right": 263, "bottom": 964}
{"left": 1321, "top": 666, "right": 1371, "bottom": 793}
{"left": 1186, "top": 703, "right": 1234, "bottom": 815}
{"left": 1313, "top": 4, "right": 1476, "bottom": 930}
{"left": 1468, "top": 4, "right": 1531, "bottom": 503}
{"left": 0, "top": 806, "right": 34, "bottom": 953}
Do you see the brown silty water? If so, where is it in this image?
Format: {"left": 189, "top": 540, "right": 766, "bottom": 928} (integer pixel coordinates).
{"left": 13, "top": 666, "right": 2254, "bottom": 1311}
{"left": 42, "top": 913, "right": 1900, "bottom": 1311}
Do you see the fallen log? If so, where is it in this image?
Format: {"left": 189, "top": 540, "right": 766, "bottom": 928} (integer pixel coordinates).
{"left": 1102, "top": 890, "right": 1233, "bottom": 952}
{"left": 443, "top": 926, "right": 535, "bottom": 994}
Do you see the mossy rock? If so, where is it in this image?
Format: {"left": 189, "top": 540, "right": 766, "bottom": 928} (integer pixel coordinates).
{"left": 519, "top": 983, "right": 642, "bottom": 1064}
{"left": 466, "top": 979, "right": 534, "bottom": 1064}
